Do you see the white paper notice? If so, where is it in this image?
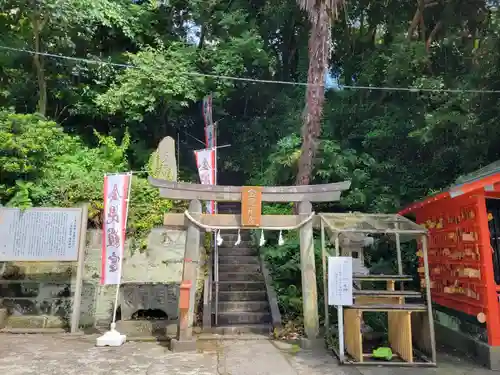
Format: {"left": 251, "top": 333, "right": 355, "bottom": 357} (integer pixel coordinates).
{"left": 328, "top": 256, "right": 353, "bottom": 306}
{"left": 0, "top": 208, "right": 82, "bottom": 261}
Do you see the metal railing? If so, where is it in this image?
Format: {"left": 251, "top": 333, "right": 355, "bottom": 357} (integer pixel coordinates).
{"left": 214, "top": 230, "right": 219, "bottom": 326}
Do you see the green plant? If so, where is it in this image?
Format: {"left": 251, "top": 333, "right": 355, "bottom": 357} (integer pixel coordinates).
{"left": 261, "top": 229, "right": 328, "bottom": 322}
{"left": 0, "top": 109, "right": 173, "bottom": 251}
{"left": 127, "top": 176, "right": 173, "bottom": 254}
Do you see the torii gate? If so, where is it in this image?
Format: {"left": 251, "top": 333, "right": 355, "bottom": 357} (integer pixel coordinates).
{"left": 148, "top": 177, "right": 351, "bottom": 350}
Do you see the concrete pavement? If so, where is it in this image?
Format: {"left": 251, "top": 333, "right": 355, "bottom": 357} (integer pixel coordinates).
{"left": 0, "top": 334, "right": 498, "bottom": 375}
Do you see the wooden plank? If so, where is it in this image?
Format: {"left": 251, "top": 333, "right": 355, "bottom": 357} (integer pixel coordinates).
{"left": 241, "top": 186, "right": 262, "bottom": 227}
{"left": 329, "top": 228, "right": 425, "bottom": 234}
{"left": 353, "top": 290, "right": 421, "bottom": 298}
{"left": 354, "top": 296, "right": 402, "bottom": 306}
{"left": 411, "top": 312, "right": 433, "bottom": 355}
{"left": 347, "top": 360, "right": 436, "bottom": 367}
{"left": 387, "top": 280, "right": 396, "bottom": 291}
{"left": 388, "top": 311, "right": 414, "bottom": 363}
{"left": 163, "top": 213, "right": 321, "bottom": 228}
{"left": 344, "top": 309, "right": 363, "bottom": 362}
{"left": 353, "top": 274, "right": 413, "bottom": 281}
{"left": 345, "top": 304, "right": 426, "bottom": 311}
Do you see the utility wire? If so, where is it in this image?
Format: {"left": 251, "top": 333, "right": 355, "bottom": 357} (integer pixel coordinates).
{"left": 2, "top": 44, "right": 500, "bottom": 94}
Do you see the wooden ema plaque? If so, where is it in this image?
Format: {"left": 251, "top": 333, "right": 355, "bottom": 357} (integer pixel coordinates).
{"left": 241, "top": 186, "right": 263, "bottom": 227}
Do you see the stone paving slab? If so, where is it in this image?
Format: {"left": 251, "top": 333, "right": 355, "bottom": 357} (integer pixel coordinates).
{"left": 0, "top": 334, "right": 499, "bottom": 375}
{"left": 0, "top": 334, "right": 217, "bottom": 375}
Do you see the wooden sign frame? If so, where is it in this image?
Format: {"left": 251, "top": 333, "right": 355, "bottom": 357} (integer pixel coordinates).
{"left": 241, "top": 186, "right": 263, "bottom": 227}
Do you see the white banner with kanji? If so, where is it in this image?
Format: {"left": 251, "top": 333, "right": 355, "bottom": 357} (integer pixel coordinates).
{"left": 194, "top": 148, "right": 216, "bottom": 214}
{"left": 101, "top": 173, "right": 131, "bottom": 285}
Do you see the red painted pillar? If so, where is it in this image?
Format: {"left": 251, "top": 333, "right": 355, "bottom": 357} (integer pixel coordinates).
{"left": 476, "top": 195, "right": 500, "bottom": 346}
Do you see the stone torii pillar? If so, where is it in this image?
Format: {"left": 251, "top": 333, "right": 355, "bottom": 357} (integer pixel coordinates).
{"left": 169, "top": 199, "right": 201, "bottom": 352}
{"left": 299, "top": 201, "right": 319, "bottom": 341}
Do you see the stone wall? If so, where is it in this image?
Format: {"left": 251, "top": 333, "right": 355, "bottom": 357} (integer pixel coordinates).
{"left": 0, "top": 228, "right": 193, "bottom": 330}
{"left": 433, "top": 307, "right": 487, "bottom": 343}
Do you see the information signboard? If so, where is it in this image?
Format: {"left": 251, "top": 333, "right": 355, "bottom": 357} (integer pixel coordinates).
{"left": 0, "top": 208, "right": 82, "bottom": 261}
{"left": 328, "top": 256, "right": 353, "bottom": 306}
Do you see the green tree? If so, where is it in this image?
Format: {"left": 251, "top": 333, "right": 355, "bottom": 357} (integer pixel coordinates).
{"left": 0, "top": 0, "right": 137, "bottom": 115}
{"left": 295, "top": 0, "right": 344, "bottom": 186}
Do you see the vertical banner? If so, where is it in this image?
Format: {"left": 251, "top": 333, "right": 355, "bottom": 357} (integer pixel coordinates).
{"left": 202, "top": 94, "right": 217, "bottom": 215}
{"left": 205, "top": 124, "right": 216, "bottom": 149}
{"left": 194, "top": 148, "right": 216, "bottom": 214}
{"left": 101, "top": 173, "right": 131, "bottom": 285}
{"left": 202, "top": 94, "right": 213, "bottom": 128}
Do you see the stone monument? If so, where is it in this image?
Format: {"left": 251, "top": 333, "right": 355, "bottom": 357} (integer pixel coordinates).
{"left": 149, "top": 136, "right": 177, "bottom": 181}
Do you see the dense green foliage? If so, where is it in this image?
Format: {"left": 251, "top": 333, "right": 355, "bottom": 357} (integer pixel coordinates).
{"left": 0, "top": 109, "right": 171, "bottom": 248}
{"left": 3, "top": 0, "right": 499, "bottom": 209}
{"left": 2, "top": 0, "right": 500, "bottom": 321}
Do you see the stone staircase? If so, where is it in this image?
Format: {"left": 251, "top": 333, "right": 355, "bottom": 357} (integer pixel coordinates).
{"left": 212, "top": 203, "right": 272, "bottom": 334}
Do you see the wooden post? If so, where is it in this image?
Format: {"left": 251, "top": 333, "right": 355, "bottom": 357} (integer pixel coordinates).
{"left": 421, "top": 234, "right": 437, "bottom": 363}
{"left": 177, "top": 199, "right": 202, "bottom": 340}
{"left": 321, "top": 218, "right": 329, "bottom": 331}
{"left": 334, "top": 233, "right": 345, "bottom": 362}
{"left": 395, "top": 232, "right": 403, "bottom": 275}
{"left": 299, "top": 201, "right": 319, "bottom": 339}
{"left": 70, "top": 204, "right": 88, "bottom": 334}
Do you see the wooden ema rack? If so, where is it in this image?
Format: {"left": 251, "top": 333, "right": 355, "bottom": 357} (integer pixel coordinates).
{"left": 343, "top": 275, "right": 432, "bottom": 365}
{"left": 407, "top": 189, "right": 500, "bottom": 347}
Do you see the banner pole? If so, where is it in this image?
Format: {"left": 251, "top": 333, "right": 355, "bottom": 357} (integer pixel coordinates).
{"left": 97, "top": 172, "right": 131, "bottom": 347}
{"left": 214, "top": 123, "right": 218, "bottom": 213}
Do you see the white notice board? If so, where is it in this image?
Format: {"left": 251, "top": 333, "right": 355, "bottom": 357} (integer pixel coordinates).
{"left": 0, "top": 208, "right": 82, "bottom": 261}
{"left": 328, "top": 256, "right": 353, "bottom": 306}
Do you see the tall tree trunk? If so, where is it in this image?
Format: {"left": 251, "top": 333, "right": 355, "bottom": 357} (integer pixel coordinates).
{"left": 32, "top": 14, "right": 47, "bottom": 116}
{"left": 295, "top": 3, "right": 329, "bottom": 186}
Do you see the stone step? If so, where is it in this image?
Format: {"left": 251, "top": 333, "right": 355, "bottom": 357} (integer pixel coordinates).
{"left": 218, "top": 290, "right": 267, "bottom": 301}
{"left": 210, "top": 324, "right": 271, "bottom": 335}
{"left": 218, "top": 301, "right": 270, "bottom": 313}
{"left": 218, "top": 256, "right": 260, "bottom": 265}
{"left": 218, "top": 240, "right": 253, "bottom": 248}
{"left": 216, "top": 203, "right": 241, "bottom": 214}
{"left": 218, "top": 264, "right": 261, "bottom": 273}
{"left": 216, "top": 281, "right": 266, "bottom": 292}
{"left": 220, "top": 234, "right": 252, "bottom": 242}
{"left": 218, "top": 247, "right": 256, "bottom": 256}
{"left": 218, "top": 272, "right": 264, "bottom": 281}
{"left": 114, "top": 319, "right": 177, "bottom": 338}
{"left": 197, "top": 333, "right": 270, "bottom": 340}
{"left": 218, "top": 312, "right": 272, "bottom": 325}
{"left": 217, "top": 229, "right": 244, "bottom": 234}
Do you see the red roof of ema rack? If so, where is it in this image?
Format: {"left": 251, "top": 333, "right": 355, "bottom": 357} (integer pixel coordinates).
{"left": 398, "top": 172, "right": 500, "bottom": 216}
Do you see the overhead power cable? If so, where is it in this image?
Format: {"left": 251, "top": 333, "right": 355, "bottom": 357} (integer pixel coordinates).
{"left": 2, "top": 45, "right": 500, "bottom": 94}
